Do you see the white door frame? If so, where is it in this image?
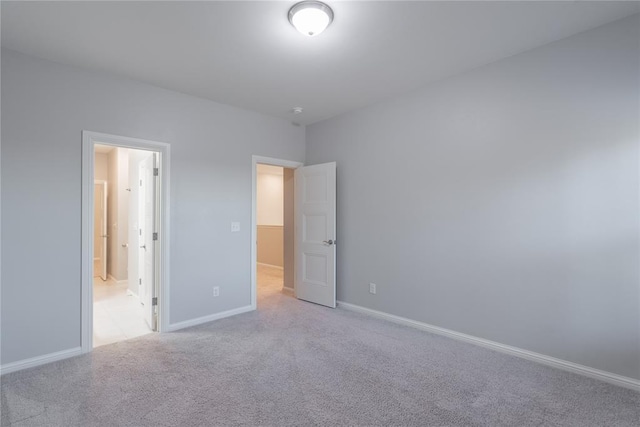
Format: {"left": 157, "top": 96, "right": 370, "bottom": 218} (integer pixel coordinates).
{"left": 81, "top": 131, "right": 171, "bottom": 353}
{"left": 251, "top": 155, "right": 303, "bottom": 309}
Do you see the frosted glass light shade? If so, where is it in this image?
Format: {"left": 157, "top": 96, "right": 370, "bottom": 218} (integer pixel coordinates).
{"left": 288, "top": 1, "right": 334, "bottom": 37}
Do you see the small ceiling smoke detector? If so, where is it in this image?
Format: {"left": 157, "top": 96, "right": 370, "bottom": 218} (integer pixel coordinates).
{"left": 288, "top": 1, "right": 334, "bottom": 37}
{"left": 292, "top": 107, "right": 304, "bottom": 114}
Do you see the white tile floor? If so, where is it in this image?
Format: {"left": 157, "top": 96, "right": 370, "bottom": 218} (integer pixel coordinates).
{"left": 93, "top": 277, "right": 153, "bottom": 347}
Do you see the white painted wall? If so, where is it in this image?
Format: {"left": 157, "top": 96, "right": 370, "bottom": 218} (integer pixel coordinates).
{"left": 306, "top": 16, "right": 640, "bottom": 380}
{"left": 256, "top": 164, "right": 284, "bottom": 267}
{"left": 106, "top": 148, "right": 117, "bottom": 278}
{"left": 256, "top": 164, "right": 283, "bottom": 226}
{"left": 0, "top": 49, "right": 305, "bottom": 366}
{"left": 116, "top": 147, "right": 129, "bottom": 281}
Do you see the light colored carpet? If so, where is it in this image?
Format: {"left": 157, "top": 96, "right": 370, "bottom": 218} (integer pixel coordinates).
{"left": 1, "top": 268, "right": 639, "bottom": 426}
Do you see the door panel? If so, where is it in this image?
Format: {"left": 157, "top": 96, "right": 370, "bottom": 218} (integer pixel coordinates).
{"left": 138, "top": 155, "right": 157, "bottom": 330}
{"left": 295, "top": 162, "right": 336, "bottom": 308}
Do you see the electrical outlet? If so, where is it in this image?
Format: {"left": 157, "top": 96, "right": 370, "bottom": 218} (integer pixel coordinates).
{"left": 213, "top": 286, "right": 220, "bottom": 297}
{"left": 369, "top": 283, "right": 377, "bottom": 294}
{"left": 231, "top": 222, "right": 240, "bottom": 232}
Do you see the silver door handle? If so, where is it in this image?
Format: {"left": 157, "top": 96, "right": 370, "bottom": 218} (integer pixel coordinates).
{"left": 102, "top": 235, "right": 109, "bottom": 238}
{"left": 323, "top": 239, "right": 335, "bottom": 245}
{"left": 140, "top": 244, "right": 146, "bottom": 250}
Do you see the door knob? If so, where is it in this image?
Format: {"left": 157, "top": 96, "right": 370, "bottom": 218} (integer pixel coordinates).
{"left": 323, "top": 239, "right": 335, "bottom": 245}
{"left": 140, "top": 244, "right": 146, "bottom": 250}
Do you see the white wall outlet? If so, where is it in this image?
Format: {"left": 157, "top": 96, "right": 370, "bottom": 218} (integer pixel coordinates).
{"left": 231, "top": 222, "right": 240, "bottom": 232}
{"left": 369, "top": 283, "right": 377, "bottom": 294}
{"left": 213, "top": 286, "right": 220, "bottom": 297}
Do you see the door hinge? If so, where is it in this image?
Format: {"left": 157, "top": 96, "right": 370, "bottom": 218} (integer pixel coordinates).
{"left": 153, "top": 168, "right": 159, "bottom": 176}
{"left": 139, "top": 278, "right": 142, "bottom": 285}
{"left": 152, "top": 297, "right": 158, "bottom": 306}
{"left": 153, "top": 232, "right": 158, "bottom": 241}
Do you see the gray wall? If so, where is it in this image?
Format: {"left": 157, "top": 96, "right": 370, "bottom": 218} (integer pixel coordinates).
{"left": 306, "top": 16, "right": 640, "bottom": 380}
{"left": 1, "top": 49, "right": 305, "bottom": 365}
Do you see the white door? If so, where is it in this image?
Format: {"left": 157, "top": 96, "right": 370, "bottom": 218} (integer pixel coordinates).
{"left": 94, "top": 182, "right": 108, "bottom": 281}
{"left": 138, "top": 155, "right": 157, "bottom": 330}
{"left": 295, "top": 162, "right": 337, "bottom": 308}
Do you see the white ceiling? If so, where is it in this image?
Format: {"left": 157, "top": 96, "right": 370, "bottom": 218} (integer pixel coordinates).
{"left": 2, "top": 1, "right": 638, "bottom": 125}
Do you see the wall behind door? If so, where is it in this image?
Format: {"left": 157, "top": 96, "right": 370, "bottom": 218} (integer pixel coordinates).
{"left": 257, "top": 165, "right": 284, "bottom": 268}
{"left": 106, "top": 147, "right": 129, "bottom": 282}
{"left": 95, "top": 153, "right": 108, "bottom": 181}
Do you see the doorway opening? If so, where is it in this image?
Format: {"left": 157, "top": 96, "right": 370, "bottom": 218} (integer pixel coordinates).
{"left": 251, "top": 156, "right": 337, "bottom": 310}
{"left": 251, "top": 156, "right": 302, "bottom": 309}
{"left": 82, "top": 131, "right": 170, "bottom": 353}
{"left": 255, "top": 164, "right": 295, "bottom": 301}
{"left": 92, "top": 144, "right": 159, "bottom": 347}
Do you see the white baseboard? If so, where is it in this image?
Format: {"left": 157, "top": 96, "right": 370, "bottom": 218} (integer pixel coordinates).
{"left": 337, "top": 301, "right": 640, "bottom": 392}
{"left": 107, "top": 274, "right": 127, "bottom": 284}
{"left": 0, "top": 347, "right": 82, "bottom": 376}
{"left": 257, "top": 262, "right": 284, "bottom": 270}
{"left": 282, "top": 287, "right": 294, "bottom": 296}
{"left": 167, "top": 305, "right": 254, "bottom": 332}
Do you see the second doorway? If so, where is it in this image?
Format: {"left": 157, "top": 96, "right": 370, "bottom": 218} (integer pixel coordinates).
{"left": 256, "top": 164, "right": 295, "bottom": 301}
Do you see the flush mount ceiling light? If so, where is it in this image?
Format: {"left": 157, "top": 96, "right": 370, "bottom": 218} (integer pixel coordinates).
{"left": 288, "top": 1, "right": 334, "bottom": 37}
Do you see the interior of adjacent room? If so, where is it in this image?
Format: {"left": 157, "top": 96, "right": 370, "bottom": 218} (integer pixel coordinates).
{"left": 93, "top": 144, "right": 159, "bottom": 347}
{"left": 256, "top": 164, "right": 296, "bottom": 300}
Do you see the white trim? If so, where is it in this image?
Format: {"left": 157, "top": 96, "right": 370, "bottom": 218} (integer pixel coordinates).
{"left": 107, "top": 274, "right": 128, "bottom": 284}
{"left": 257, "top": 262, "right": 284, "bottom": 270}
{"left": 167, "top": 305, "right": 254, "bottom": 332}
{"left": 0, "top": 347, "right": 82, "bottom": 376}
{"left": 282, "top": 287, "right": 295, "bottom": 296}
{"left": 82, "top": 131, "right": 171, "bottom": 354}
{"left": 251, "top": 156, "right": 303, "bottom": 310}
{"left": 337, "top": 301, "right": 640, "bottom": 392}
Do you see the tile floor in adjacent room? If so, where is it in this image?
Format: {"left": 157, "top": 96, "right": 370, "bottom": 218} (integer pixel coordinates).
{"left": 93, "top": 264, "right": 282, "bottom": 349}
{"left": 93, "top": 277, "right": 152, "bottom": 347}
